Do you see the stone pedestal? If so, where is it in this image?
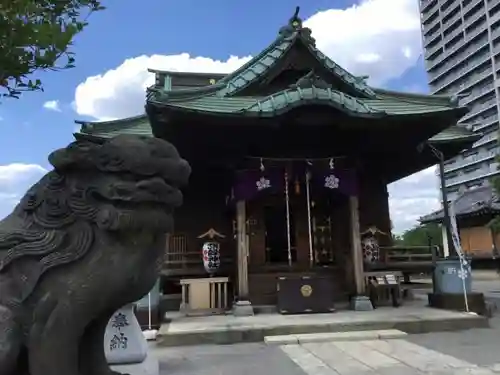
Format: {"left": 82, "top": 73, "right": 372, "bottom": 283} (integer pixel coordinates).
{"left": 105, "top": 304, "right": 159, "bottom": 375}
{"left": 233, "top": 300, "right": 254, "bottom": 316}
{"left": 428, "top": 292, "right": 486, "bottom": 315}
{"left": 350, "top": 295, "right": 374, "bottom": 311}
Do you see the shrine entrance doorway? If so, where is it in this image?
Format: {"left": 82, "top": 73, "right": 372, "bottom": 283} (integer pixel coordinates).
{"left": 310, "top": 192, "right": 350, "bottom": 267}
{"left": 263, "top": 204, "right": 297, "bottom": 264}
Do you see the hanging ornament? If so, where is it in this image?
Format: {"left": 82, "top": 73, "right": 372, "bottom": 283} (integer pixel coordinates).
{"left": 260, "top": 158, "right": 265, "bottom": 172}
{"left": 329, "top": 158, "right": 335, "bottom": 170}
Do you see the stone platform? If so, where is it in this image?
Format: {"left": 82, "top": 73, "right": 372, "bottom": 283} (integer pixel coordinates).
{"left": 428, "top": 292, "right": 487, "bottom": 315}
{"left": 157, "top": 303, "right": 488, "bottom": 347}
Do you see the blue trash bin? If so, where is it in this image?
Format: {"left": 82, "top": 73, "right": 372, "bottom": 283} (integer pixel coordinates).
{"left": 433, "top": 258, "right": 472, "bottom": 294}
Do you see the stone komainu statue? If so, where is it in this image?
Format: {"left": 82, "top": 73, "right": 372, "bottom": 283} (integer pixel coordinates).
{"left": 0, "top": 135, "right": 190, "bottom": 375}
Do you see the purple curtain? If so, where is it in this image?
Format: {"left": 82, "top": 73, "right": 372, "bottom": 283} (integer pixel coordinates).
{"left": 233, "top": 168, "right": 284, "bottom": 201}
{"left": 309, "top": 167, "right": 358, "bottom": 196}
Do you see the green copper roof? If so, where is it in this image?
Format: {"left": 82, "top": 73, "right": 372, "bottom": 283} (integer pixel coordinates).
{"left": 148, "top": 85, "right": 467, "bottom": 118}
{"left": 77, "top": 114, "right": 478, "bottom": 145}
{"left": 147, "top": 8, "right": 377, "bottom": 101}
{"left": 428, "top": 125, "right": 481, "bottom": 144}
{"left": 77, "top": 115, "right": 151, "bottom": 138}
{"left": 146, "top": 9, "right": 465, "bottom": 121}
{"left": 212, "top": 30, "right": 376, "bottom": 99}
{"left": 373, "top": 88, "right": 458, "bottom": 106}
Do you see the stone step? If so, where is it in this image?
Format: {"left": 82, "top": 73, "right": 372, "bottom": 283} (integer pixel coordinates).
{"left": 156, "top": 313, "right": 488, "bottom": 347}
{"left": 264, "top": 329, "right": 407, "bottom": 345}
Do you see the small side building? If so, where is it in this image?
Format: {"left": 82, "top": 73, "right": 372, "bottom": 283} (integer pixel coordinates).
{"left": 420, "top": 185, "right": 500, "bottom": 260}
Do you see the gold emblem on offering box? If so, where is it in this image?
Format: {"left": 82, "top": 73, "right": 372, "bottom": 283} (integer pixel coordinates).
{"left": 300, "top": 284, "right": 313, "bottom": 297}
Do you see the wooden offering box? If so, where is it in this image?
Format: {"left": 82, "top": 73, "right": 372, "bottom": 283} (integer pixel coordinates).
{"left": 277, "top": 275, "right": 335, "bottom": 314}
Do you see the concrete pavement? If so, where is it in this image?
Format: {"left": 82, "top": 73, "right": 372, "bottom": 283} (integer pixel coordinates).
{"left": 279, "top": 338, "right": 499, "bottom": 375}
{"left": 159, "top": 302, "right": 487, "bottom": 346}
{"left": 153, "top": 342, "right": 306, "bottom": 375}
{"left": 154, "top": 318, "right": 500, "bottom": 374}
{"left": 152, "top": 271, "right": 500, "bottom": 374}
{"left": 407, "top": 315, "right": 500, "bottom": 367}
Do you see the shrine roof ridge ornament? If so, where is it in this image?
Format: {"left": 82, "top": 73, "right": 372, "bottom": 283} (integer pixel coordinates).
{"left": 277, "top": 6, "right": 314, "bottom": 44}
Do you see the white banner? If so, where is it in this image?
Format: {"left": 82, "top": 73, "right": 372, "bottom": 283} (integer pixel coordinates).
{"left": 448, "top": 202, "right": 464, "bottom": 258}
{"left": 448, "top": 201, "right": 471, "bottom": 312}
{"left": 448, "top": 201, "right": 472, "bottom": 280}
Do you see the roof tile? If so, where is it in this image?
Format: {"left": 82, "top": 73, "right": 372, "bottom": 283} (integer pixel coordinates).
{"left": 420, "top": 185, "right": 500, "bottom": 223}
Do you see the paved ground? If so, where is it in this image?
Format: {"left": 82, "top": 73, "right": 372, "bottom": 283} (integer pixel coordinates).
{"left": 154, "top": 272, "right": 500, "bottom": 375}
{"left": 154, "top": 318, "right": 500, "bottom": 374}
{"left": 407, "top": 316, "right": 500, "bottom": 367}
{"left": 159, "top": 300, "right": 487, "bottom": 346}
{"left": 154, "top": 343, "right": 307, "bottom": 375}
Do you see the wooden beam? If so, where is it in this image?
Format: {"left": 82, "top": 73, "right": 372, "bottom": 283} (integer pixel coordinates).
{"left": 236, "top": 200, "right": 249, "bottom": 298}
{"left": 349, "top": 195, "right": 365, "bottom": 295}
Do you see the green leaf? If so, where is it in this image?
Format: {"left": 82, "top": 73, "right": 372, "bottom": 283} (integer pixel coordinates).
{"left": 0, "top": 0, "right": 105, "bottom": 99}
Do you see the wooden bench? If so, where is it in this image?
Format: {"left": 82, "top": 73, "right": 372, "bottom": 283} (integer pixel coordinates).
{"left": 367, "top": 246, "right": 439, "bottom": 282}
{"left": 364, "top": 271, "right": 402, "bottom": 308}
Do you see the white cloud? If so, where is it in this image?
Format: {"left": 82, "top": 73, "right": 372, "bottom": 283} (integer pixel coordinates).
{"left": 356, "top": 53, "right": 382, "bottom": 64}
{"left": 43, "top": 100, "right": 61, "bottom": 112}
{"left": 402, "top": 46, "right": 413, "bottom": 59}
{"left": 0, "top": 163, "right": 47, "bottom": 219}
{"left": 74, "top": 54, "right": 252, "bottom": 121}
{"left": 74, "top": 0, "right": 421, "bottom": 121}
{"left": 304, "top": 0, "right": 421, "bottom": 85}
{"left": 388, "top": 166, "right": 441, "bottom": 234}
{"left": 73, "top": 0, "right": 430, "bottom": 232}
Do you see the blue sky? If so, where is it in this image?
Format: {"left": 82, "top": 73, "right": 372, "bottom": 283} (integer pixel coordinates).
{"left": 0, "top": 0, "right": 440, "bottom": 233}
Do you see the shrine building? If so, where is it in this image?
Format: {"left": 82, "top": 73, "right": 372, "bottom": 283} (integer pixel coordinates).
{"left": 421, "top": 185, "right": 500, "bottom": 262}
{"left": 76, "top": 9, "right": 480, "bottom": 314}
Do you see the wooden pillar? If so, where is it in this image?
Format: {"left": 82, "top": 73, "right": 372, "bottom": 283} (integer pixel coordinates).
{"left": 236, "top": 200, "right": 249, "bottom": 298}
{"left": 349, "top": 195, "right": 365, "bottom": 295}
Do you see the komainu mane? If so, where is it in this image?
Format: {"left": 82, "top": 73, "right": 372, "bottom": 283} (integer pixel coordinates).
{"left": 0, "top": 134, "right": 190, "bottom": 375}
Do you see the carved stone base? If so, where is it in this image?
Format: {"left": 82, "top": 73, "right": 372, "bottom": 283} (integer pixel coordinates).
{"left": 350, "top": 295, "right": 374, "bottom": 311}
{"left": 105, "top": 304, "right": 147, "bottom": 364}
{"left": 111, "top": 352, "right": 159, "bottom": 375}
{"left": 232, "top": 300, "right": 254, "bottom": 316}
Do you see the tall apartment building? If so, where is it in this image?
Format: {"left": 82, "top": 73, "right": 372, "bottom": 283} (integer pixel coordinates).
{"left": 420, "top": 0, "right": 500, "bottom": 202}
